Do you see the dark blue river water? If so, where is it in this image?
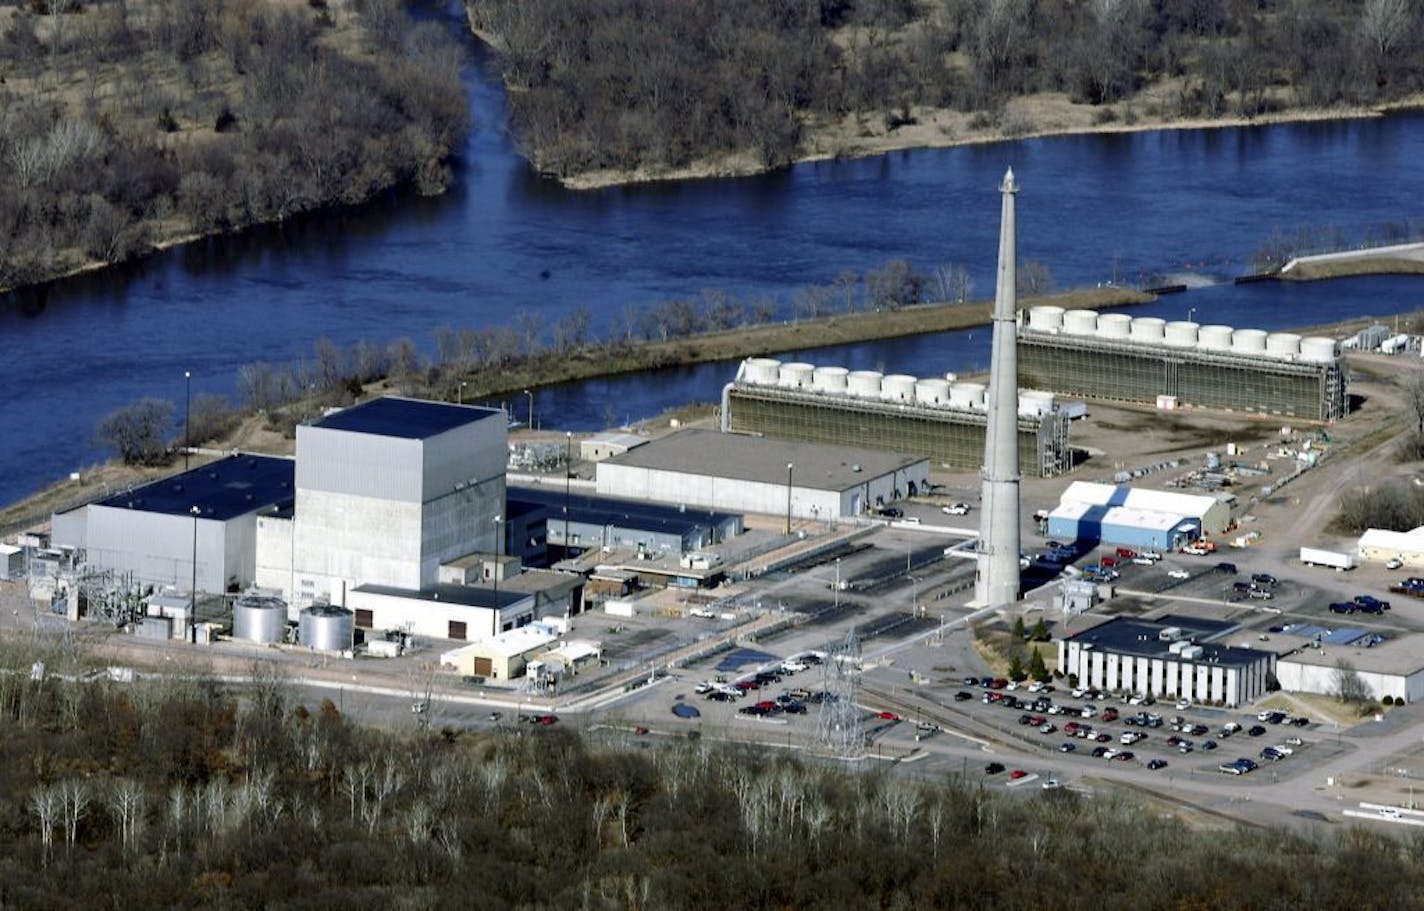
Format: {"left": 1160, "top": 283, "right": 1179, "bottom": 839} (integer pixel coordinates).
{"left": 3, "top": 1, "right": 1423, "bottom": 504}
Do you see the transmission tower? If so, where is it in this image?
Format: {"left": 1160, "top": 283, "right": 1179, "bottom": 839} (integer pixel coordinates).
{"left": 817, "top": 627, "right": 865, "bottom": 760}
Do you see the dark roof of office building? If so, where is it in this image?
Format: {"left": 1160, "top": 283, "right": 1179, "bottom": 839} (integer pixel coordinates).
{"left": 352, "top": 583, "right": 532, "bottom": 610}
{"left": 509, "top": 486, "right": 741, "bottom": 533}
{"left": 601, "top": 429, "right": 925, "bottom": 491}
{"left": 1065, "top": 616, "right": 1270, "bottom": 667}
{"left": 1151, "top": 614, "right": 1237, "bottom": 640}
{"left": 312, "top": 396, "right": 501, "bottom": 440}
{"left": 95, "top": 455, "right": 294, "bottom": 522}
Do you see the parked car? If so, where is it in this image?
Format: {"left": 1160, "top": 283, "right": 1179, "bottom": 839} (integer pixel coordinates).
{"left": 1060, "top": 742, "right": 1077, "bottom": 753}
{"left": 955, "top": 691, "right": 973, "bottom": 701}
{"left": 1215, "top": 562, "right": 1238, "bottom": 574}
{"left": 1176, "top": 698, "right": 1192, "bottom": 710}
{"left": 1147, "top": 759, "right": 1168, "bottom": 770}
{"left": 1251, "top": 572, "right": 1278, "bottom": 587}
{"left": 1202, "top": 739, "right": 1218, "bottom": 751}
{"left": 1009, "top": 769, "right": 1029, "bottom": 780}
{"left": 1248, "top": 587, "right": 1275, "bottom": 600}
{"left": 878, "top": 507, "right": 903, "bottom": 518}
{"left": 1248, "top": 725, "right": 1267, "bottom": 737}
{"left": 1115, "top": 547, "right": 1138, "bottom": 558}
{"left": 985, "top": 763, "right": 1005, "bottom": 774}
{"left": 1168, "top": 569, "right": 1191, "bottom": 580}
{"left": 1387, "top": 558, "right": 1405, "bottom": 570}
{"left": 943, "top": 502, "right": 971, "bottom": 515}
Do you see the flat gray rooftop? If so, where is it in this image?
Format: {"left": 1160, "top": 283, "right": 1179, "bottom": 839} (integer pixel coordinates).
{"left": 601, "top": 429, "right": 925, "bottom": 492}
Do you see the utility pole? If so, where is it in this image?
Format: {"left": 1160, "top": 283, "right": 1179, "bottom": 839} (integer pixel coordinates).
{"left": 563, "top": 432, "right": 572, "bottom": 563}
{"left": 785, "top": 462, "right": 794, "bottom": 535}
{"left": 184, "top": 370, "right": 192, "bottom": 471}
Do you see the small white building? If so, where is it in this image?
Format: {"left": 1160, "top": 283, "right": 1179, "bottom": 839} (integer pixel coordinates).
{"left": 1276, "top": 636, "right": 1424, "bottom": 704}
{"left": 346, "top": 583, "right": 536, "bottom": 642}
{"left": 440, "top": 623, "right": 560, "bottom": 679}
{"left": 1057, "top": 481, "right": 1233, "bottom": 536}
{"left": 596, "top": 429, "right": 929, "bottom": 521}
{"left": 1057, "top": 616, "right": 1274, "bottom": 708}
{"left": 1357, "top": 527, "right": 1424, "bottom": 568}
{"left": 580, "top": 432, "right": 648, "bottom": 462}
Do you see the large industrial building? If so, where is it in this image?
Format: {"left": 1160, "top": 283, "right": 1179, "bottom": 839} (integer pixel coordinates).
{"left": 1046, "top": 481, "right": 1233, "bottom": 549}
{"left": 1275, "top": 633, "right": 1424, "bottom": 704}
{"left": 508, "top": 486, "right": 743, "bottom": 558}
{"left": 596, "top": 429, "right": 929, "bottom": 522}
{"left": 52, "top": 454, "right": 295, "bottom": 593}
{"left": 722, "top": 357, "right": 1072, "bottom": 478}
{"left": 1058, "top": 615, "right": 1275, "bottom": 708}
{"left": 1357, "top": 527, "right": 1424, "bottom": 568}
{"left": 1017, "top": 307, "right": 1348, "bottom": 422}
{"left": 256, "top": 397, "right": 506, "bottom": 608}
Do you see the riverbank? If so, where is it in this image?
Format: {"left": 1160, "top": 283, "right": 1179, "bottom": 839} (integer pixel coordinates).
{"left": 0, "top": 284, "right": 1149, "bottom": 534}
{"left": 559, "top": 91, "right": 1424, "bottom": 191}
{"left": 1278, "top": 242, "right": 1424, "bottom": 282}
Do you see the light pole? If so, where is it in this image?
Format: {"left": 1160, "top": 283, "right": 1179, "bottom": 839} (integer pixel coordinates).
{"left": 183, "top": 370, "right": 192, "bottom": 471}
{"left": 492, "top": 513, "right": 503, "bottom": 609}
{"left": 834, "top": 557, "right": 841, "bottom": 609}
{"left": 524, "top": 389, "right": 534, "bottom": 430}
{"left": 189, "top": 505, "right": 200, "bottom": 626}
{"left": 785, "top": 462, "right": 794, "bottom": 535}
{"left": 563, "top": 431, "right": 572, "bottom": 562}
{"left": 1187, "top": 307, "right": 1196, "bottom": 323}
{"left": 458, "top": 381, "right": 467, "bottom": 405}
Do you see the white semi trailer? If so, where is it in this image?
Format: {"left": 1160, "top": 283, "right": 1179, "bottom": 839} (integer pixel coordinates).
{"left": 1299, "top": 547, "right": 1355, "bottom": 571}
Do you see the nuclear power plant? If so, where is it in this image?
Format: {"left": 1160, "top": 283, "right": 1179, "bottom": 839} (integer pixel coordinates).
{"left": 975, "top": 168, "right": 1023, "bottom": 608}
{"left": 1017, "top": 308, "right": 1348, "bottom": 421}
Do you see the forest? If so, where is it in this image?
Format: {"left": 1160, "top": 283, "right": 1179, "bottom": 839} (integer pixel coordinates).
{"left": 0, "top": 0, "right": 468, "bottom": 291}
{"left": 0, "top": 636, "right": 1420, "bottom": 909}
{"left": 469, "top": 0, "right": 1424, "bottom": 180}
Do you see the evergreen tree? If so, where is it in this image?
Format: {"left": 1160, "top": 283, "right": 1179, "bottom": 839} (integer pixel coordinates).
{"left": 1013, "top": 616, "right": 1027, "bottom": 639}
{"left": 1028, "top": 649, "right": 1049, "bottom": 682}
{"left": 1008, "top": 653, "right": 1026, "bottom": 681}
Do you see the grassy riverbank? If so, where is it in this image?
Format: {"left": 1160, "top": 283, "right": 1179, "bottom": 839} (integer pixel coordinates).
{"left": 1280, "top": 257, "right": 1424, "bottom": 282}
{"left": 0, "top": 285, "right": 1149, "bottom": 533}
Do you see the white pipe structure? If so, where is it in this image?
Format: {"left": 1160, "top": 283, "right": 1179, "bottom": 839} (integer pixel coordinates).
{"left": 975, "top": 168, "right": 1022, "bottom": 607}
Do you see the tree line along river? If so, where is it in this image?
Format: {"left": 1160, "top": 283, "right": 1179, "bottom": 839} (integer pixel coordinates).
{"left": 3, "top": 2, "right": 1424, "bottom": 505}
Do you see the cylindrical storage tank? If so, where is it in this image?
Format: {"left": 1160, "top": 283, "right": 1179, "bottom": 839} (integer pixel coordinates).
{"left": 232, "top": 593, "right": 288, "bottom": 644}
{"left": 813, "top": 365, "right": 849, "bottom": 394}
{"left": 1028, "top": 305, "right": 1065, "bottom": 332}
{"left": 848, "top": 370, "right": 883, "bottom": 398}
{"left": 745, "top": 358, "right": 781, "bottom": 385}
{"left": 1096, "top": 313, "right": 1132, "bottom": 340}
{"left": 1232, "top": 328, "right": 1268, "bottom": 354}
{"left": 881, "top": 374, "right": 916, "bottom": 402}
{"left": 944, "top": 372, "right": 958, "bottom": 383}
{"left": 915, "top": 378, "right": 951, "bottom": 405}
{"left": 1130, "top": 317, "right": 1166, "bottom": 343}
{"left": 954, "top": 382, "right": 987, "bottom": 409}
{"left": 779, "top": 362, "right": 815, "bottom": 389}
{"left": 1063, "top": 309, "right": 1099, "bottom": 335}
{"left": 1300, "top": 336, "right": 1339, "bottom": 363}
{"left": 1164, "top": 321, "right": 1200, "bottom": 347}
{"left": 1017, "top": 390, "right": 1055, "bottom": 417}
{"left": 1267, "top": 332, "right": 1301, "bottom": 357}
{"left": 300, "top": 605, "right": 354, "bottom": 652}
{"left": 1197, "top": 325, "right": 1234, "bottom": 351}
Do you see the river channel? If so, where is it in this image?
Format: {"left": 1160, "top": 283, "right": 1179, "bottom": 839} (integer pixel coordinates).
{"left": 3, "top": 0, "right": 1424, "bottom": 504}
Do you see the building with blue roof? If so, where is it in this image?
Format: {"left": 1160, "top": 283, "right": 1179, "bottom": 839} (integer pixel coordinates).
{"left": 53, "top": 454, "right": 295, "bottom": 594}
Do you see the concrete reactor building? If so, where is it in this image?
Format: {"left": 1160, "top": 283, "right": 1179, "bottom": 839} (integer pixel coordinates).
{"left": 721, "top": 358, "right": 1071, "bottom": 477}
{"left": 256, "top": 396, "right": 506, "bottom": 609}
{"left": 1017, "top": 308, "right": 1348, "bottom": 422}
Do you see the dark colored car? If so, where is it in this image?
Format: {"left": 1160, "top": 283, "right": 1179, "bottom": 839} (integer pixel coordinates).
{"left": 1252, "top": 573, "right": 1278, "bottom": 587}
{"left": 1292, "top": 716, "right": 1310, "bottom": 727}
{"left": 1060, "top": 742, "right": 1077, "bottom": 753}
{"left": 985, "top": 762, "right": 1006, "bottom": 774}
{"left": 955, "top": 691, "right": 973, "bottom": 701}
{"left": 1232, "top": 581, "right": 1252, "bottom": 593}
{"left": 879, "top": 507, "right": 904, "bottom": 518}
{"left": 1216, "top": 562, "right": 1238, "bottom": 574}
{"left": 1248, "top": 725, "right": 1267, "bottom": 736}
{"left": 1328, "top": 602, "right": 1357, "bottom": 614}
{"left": 1147, "top": 759, "right": 1168, "bottom": 770}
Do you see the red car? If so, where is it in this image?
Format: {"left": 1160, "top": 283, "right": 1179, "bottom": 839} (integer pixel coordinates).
{"left": 1009, "top": 770, "right": 1029, "bottom": 780}
{"left": 633, "top": 726, "right": 649, "bottom": 735}
{"left": 1101, "top": 555, "right": 1119, "bottom": 568}
{"left": 1115, "top": 547, "right": 1137, "bottom": 558}
{"left": 735, "top": 681, "right": 757, "bottom": 691}
{"left": 878, "top": 711, "right": 901, "bottom": 721}
{"left": 537, "top": 715, "right": 558, "bottom": 726}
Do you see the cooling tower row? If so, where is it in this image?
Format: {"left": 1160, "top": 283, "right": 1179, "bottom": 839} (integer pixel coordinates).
{"left": 738, "top": 359, "right": 1054, "bottom": 415}
{"left": 1021, "top": 307, "right": 1339, "bottom": 363}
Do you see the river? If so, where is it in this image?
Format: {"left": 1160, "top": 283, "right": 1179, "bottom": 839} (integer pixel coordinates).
{"left": 3, "top": 1, "right": 1424, "bottom": 505}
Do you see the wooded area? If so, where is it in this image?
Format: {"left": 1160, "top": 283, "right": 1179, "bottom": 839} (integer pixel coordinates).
{"left": 0, "top": 641, "right": 1420, "bottom": 909}
{"left": 469, "top": 0, "right": 1424, "bottom": 180}
{"left": 0, "top": 0, "right": 468, "bottom": 291}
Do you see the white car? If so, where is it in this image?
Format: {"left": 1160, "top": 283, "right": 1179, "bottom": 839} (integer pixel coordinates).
{"left": 1176, "top": 699, "right": 1192, "bottom": 710}
{"left": 1168, "top": 569, "right": 1191, "bottom": 580}
{"left": 1041, "top": 778, "right": 1062, "bottom": 790}
{"left": 1027, "top": 681, "right": 1044, "bottom": 693}
{"left": 1387, "top": 558, "right": 1404, "bottom": 570}
{"left": 943, "top": 503, "right": 971, "bottom": 515}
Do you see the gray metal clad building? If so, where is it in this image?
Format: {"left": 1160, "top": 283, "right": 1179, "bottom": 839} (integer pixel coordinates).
{"left": 54, "top": 454, "right": 295, "bottom": 593}
{"left": 280, "top": 396, "right": 507, "bottom": 605}
{"left": 595, "top": 429, "right": 929, "bottom": 520}
{"left": 508, "top": 486, "right": 744, "bottom": 556}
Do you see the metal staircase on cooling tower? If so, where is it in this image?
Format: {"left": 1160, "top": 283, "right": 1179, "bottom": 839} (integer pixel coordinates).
{"left": 817, "top": 628, "right": 865, "bottom": 760}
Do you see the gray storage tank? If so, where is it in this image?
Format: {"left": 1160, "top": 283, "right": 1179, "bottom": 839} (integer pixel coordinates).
{"left": 299, "top": 604, "right": 354, "bottom": 652}
{"left": 232, "top": 592, "right": 288, "bottom": 644}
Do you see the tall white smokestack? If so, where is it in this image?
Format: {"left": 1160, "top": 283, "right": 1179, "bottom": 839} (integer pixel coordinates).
{"left": 975, "top": 168, "right": 1021, "bottom": 607}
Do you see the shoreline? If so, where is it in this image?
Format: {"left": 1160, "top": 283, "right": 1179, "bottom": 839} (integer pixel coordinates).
{"left": 554, "top": 98, "right": 1424, "bottom": 192}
